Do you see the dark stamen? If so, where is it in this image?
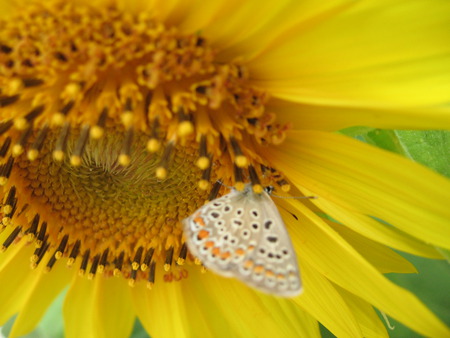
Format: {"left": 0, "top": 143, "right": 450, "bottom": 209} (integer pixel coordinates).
{"left": 0, "top": 95, "right": 19, "bottom": 108}
{"left": 28, "top": 124, "right": 49, "bottom": 160}
{"left": 53, "top": 122, "right": 70, "bottom": 161}
{"left": 147, "top": 262, "right": 156, "bottom": 288}
{"left": 0, "top": 137, "right": 11, "bottom": 157}
{"left": 22, "top": 78, "right": 44, "bottom": 88}
{"left": 70, "top": 125, "right": 90, "bottom": 166}
{"left": 141, "top": 248, "right": 154, "bottom": 271}
{"left": 132, "top": 246, "right": 144, "bottom": 271}
{"left": 26, "top": 214, "right": 40, "bottom": 240}
{"left": 177, "top": 243, "right": 188, "bottom": 265}
{"left": 88, "top": 254, "right": 101, "bottom": 279}
{"left": 36, "top": 221, "right": 47, "bottom": 248}
{"left": 67, "top": 239, "right": 81, "bottom": 266}
{"left": 207, "top": 181, "right": 222, "bottom": 202}
{"left": 114, "top": 251, "right": 125, "bottom": 276}
{"left": 119, "top": 127, "right": 134, "bottom": 166}
{"left": 79, "top": 249, "right": 91, "bottom": 276}
{"left": 164, "top": 246, "right": 174, "bottom": 271}
{"left": 1, "top": 226, "right": 22, "bottom": 252}
{"left": 98, "top": 248, "right": 109, "bottom": 272}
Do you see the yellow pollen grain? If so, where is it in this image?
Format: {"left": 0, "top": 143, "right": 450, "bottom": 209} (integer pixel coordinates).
{"left": 147, "top": 139, "right": 161, "bottom": 153}
{"left": 121, "top": 112, "right": 134, "bottom": 127}
{"left": 90, "top": 126, "right": 104, "bottom": 139}
{"left": 0, "top": 179, "right": 7, "bottom": 187}
{"left": 27, "top": 149, "right": 39, "bottom": 161}
{"left": 13, "top": 118, "right": 29, "bottom": 130}
{"left": 51, "top": 113, "right": 66, "bottom": 126}
{"left": 53, "top": 150, "right": 65, "bottom": 161}
{"left": 281, "top": 184, "right": 291, "bottom": 192}
{"left": 235, "top": 182, "right": 246, "bottom": 191}
{"left": 118, "top": 154, "right": 131, "bottom": 166}
{"left": 235, "top": 155, "right": 248, "bottom": 168}
{"left": 12, "top": 145, "right": 24, "bottom": 157}
{"left": 177, "top": 121, "right": 194, "bottom": 137}
{"left": 177, "top": 257, "right": 185, "bottom": 265}
{"left": 70, "top": 155, "right": 82, "bottom": 166}
{"left": 196, "top": 157, "right": 210, "bottom": 170}
{"left": 198, "top": 180, "right": 210, "bottom": 190}
{"left": 252, "top": 184, "right": 263, "bottom": 194}
{"left": 156, "top": 167, "right": 167, "bottom": 179}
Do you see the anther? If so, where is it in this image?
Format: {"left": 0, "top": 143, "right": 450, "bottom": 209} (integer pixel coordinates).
{"left": 177, "top": 243, "right": 188, "bottom": 265}
{"left": 198, "top": 162, "right": 211, "bottom": 190}
{"left": 0, "top": 157, "right": 15, "bottom": 186}
{"left": 121, "top": 98, "right": 134, "bottom": 127}
{"left": 147, "top": 118, "right": 161, "bottom": 153}
{"left": 0, "top": 44, "right": 12, "bottom": 54}
{"left": 164, "top": 246, "right": 174, "bottom": 271}
{"left": 12, "top": 127, "right": 32, "bottom": 157}
{"left": 196, "top": 135, "right": 210, "bottom": 169}
{"left": 233, "top": 165, "right": 245, "bottom": 191}
{"left": 14, "top": 105, "right": 45, "bottom": 130}
{"left": 31, "top": 236, "right": 47, "bottom": 264}
{"left": 97, "top": 248, "right": 109, "bottom": 273}
{"left": 67, "top": 240, "right": 81, "bottom": 267}
{"left": 88, "top": 254, "right": 101, "bottom": 279}
{"left": 277, "top": 179, "right": 291, "bottom": 192}
{"left": 79, "top": 249, "right": 90, "bottom": 276}
{"left": 156, "top": 142, "right": 174, "bottom": 179}
{"left": 31, "top": 242, "right": 50, "bottom": 269}
{"left": 206, "top": 181, "right": 222, "bottom": 203}
{"left": 118, "top": 128, "right": 134, "bottom": 166}
{"left": 141, "top": 248, "right": 154, "bottom": 271}
{"left": 52, "top": 101, "right": 75, "bottom": 126}
{"left": 132, "top": 246, "right": 144, "bottom": 271}
{"left": 177, "top": 110, "right": 194, "bottom": 137}
{"left": 0, "top": 121, "right": 13, "bottom": 137}
{"left": 90, "top": 107, "right": 108, "bottom": 139}
{"left": 26, "top": 214, "right": 40, "bottom": 241}
{"left": 53, "top": 122, "right": 70, "bottom": 161}
{"left": 2, "top": 197, "right": 17, "bottom": 226}
{"left": 114, "top": 251, "right": 125, "bottom": 276}
{"left": 28, "top": 124, "right": 49, "bottom": 161}
{"left": 0, "top": 137, "right": 12, "bottom": 158}
{"left": 147, "top": 262, "right": 156, "bottom": 289}
{"left": 3, "top": 186, "right": 16, "bottom": 215}
{"left": 55, "top": 234, "right": 69, "bottom": 259}
{"left": 1, "top": 226, "right": 22, "bottom": 252}
{"left": 230, "top": 137, "right": 248, "bottom": 168}
{"left": 0, "top": 95, "right": 19, "bottom": 108}
{"left": 36, "top": 221, "right": 47, "bottom": 248}
{"left": 248, "top": 165, "right": 263, "bottom": 194}
{"left": 129, "top": 269, "right": 137, "bottom": 287}
{"left": 22, "top": 78, "right": 44, "bottom": 88}
{"left": 70, "top": 125, "right": 90, "bottom": 166}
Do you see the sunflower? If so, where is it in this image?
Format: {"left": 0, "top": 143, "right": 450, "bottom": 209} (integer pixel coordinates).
{"left": 0, "top": 0, "right": 449, "bottom": 337}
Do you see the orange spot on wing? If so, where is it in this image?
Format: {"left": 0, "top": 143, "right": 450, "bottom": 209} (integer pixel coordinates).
{"left": 204, "top": 241, "right": 214, "bottom": 248}
{"left": 194, "top": 216, "right": 206, "bottom": 227}
{"left": 235, "top": 248, "right": 245, "bottom": 256}
{"left": 212, "top": 247, "right": 221, "bottom": 256}
{"left": 265, "top": 270, "right": 275, "bottom": 278}
{"left": 244, "top": 260, "right": 254, "bottom": 269}
{"left": 220, "top": 251, "right": 231, "bottom": 260}
{"left": 197, "top": 229, "right": 209, "bottom": 240}
{"left": 253, "top": 265, "right": 264, "bottom": 274}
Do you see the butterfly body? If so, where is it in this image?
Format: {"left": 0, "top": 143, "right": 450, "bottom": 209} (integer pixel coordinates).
{"left": 183, "top": 185, "right": 302, "bottom": 297}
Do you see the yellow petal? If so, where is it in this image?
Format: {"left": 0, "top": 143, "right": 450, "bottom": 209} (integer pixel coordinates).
{"left": 294, "top": 194, "right": 442, "bottom": 259}
{"left": 131, "top": 272, "right": 191, "bottom": 337}
{"left": 267, "top": 131, "right": 450, "bottom": 250}
{"left": 10, "top": 257, "right": 72, "bottom": 337}
{"left": 188, "top": 268, "right": 321, "bottom": 337}
{"left": 336, "top": 286, "right": 389, "bottom": 338}
{"left": 325, "top": 219, "right": 417, "bottom": 274}
{"left": 270, "top": 99, "right": 450, "bottom": 131}
{"left": 63, "top": 275, "right": 95, "bottom": 338}
{"left": 249, "top": 0, "right": 450, "bottom": 108}
{"left": 292, "top": 261, "right": 363, "bottom": 337}
{"left": 217, "top": 1, "right": 356, "bottom": 62}
{"left": 284, "top": 201, "right": 449, "bottom": 336}
{"left": 0, "top": 242, "right": 36, "bottom": 325}
{"left": 92, "top": 277, "right": 135, "bottom": 338}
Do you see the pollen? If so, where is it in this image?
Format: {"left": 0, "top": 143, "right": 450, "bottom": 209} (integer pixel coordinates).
{"left": 0, "top": 0, "right": 291, "bottom": 287}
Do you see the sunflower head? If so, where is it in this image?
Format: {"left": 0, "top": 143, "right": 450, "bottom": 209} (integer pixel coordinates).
{"left": 0, "top": 0, "right": 291, "bottom": 287}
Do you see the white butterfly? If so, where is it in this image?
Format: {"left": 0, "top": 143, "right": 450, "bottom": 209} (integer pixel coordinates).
{"left": 183, "top": 184, "right": 302, "bottom": 297}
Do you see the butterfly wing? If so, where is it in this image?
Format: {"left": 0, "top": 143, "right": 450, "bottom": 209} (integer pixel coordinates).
{"left": 183, "top": 187, "right": 302, "bottom": 297}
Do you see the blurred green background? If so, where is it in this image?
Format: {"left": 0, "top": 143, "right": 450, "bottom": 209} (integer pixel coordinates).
{"left": 2, "top": 129, "right": 449, "bottom": 337}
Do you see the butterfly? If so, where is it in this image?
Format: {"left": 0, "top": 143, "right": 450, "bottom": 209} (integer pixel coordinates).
{"left": 182, "top": 184, "right": 302, "bottom": 297}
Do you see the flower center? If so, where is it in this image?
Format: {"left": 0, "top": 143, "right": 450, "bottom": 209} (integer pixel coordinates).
{"left": 0, "top": 1, "right": 290, "bottom": 287}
